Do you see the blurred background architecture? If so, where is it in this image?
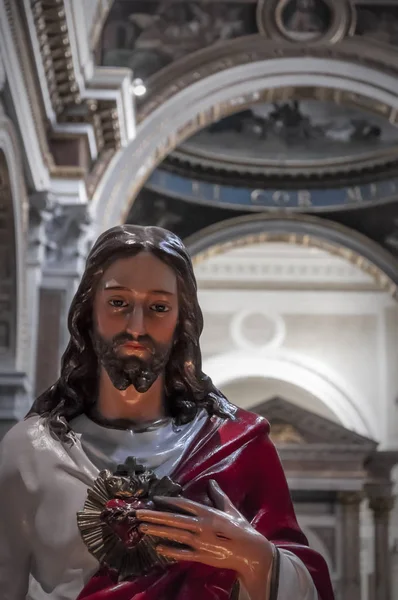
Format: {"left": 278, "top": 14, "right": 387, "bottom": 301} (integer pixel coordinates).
{"left": 2, "top": 1, "right": 398, "bottom": 598}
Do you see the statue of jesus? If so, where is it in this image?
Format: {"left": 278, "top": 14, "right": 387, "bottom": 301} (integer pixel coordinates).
{"left": 0, "top": 225, "right": 334, "bottom": 600}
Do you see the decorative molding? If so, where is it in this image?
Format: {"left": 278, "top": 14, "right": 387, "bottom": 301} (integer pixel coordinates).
{"left": 186, "top": 213, "right": 398, "bottom": 298}
{"left": 91, "top": 37, "right": 398, "bottom": 228}
{"left": 230, "top": 310, "right": 286, "bottom": 351}
{"left": 0, "top": 51, "right": 5, "bottom": 91}
{"left": 148, "top": 168, "right": 398, "bottom": 211}
{"left": 88, "top": 0, "right": 115, "bottom": 53}
{"left": 29, "top": 0, "right": 123, "bottom": 158}
{"left": 205, "top": 348, "right": 377, "bottom": 437}
{"left": 368, "top": 496, "right": 395, "bottom": 516}
{"left": 194, "top": 251, "right": 378, "bottom": 288}
{"left": 0, "top": 0, "right": 134, "bottom": 199}
{"left": 0, "top": 150, "right": 17, "bottom": 362}
{"left": 338, "top": 491, "right": 364, "bottom": 505}
{"left": 30, "top": 0, "right": 80, "bottom": 116}
{"left": 255, "top": 397, "right": 377, "bottom": 448}
{"left": 28, "top": 191, "right": 55, "bottom": 267}
{"left": 0, "top": 107, "right": 30, "bottom": 376}
{"left": 136, "top": 36, "right": 398, "bottom": 124}
{"left": 43, "top": 201, "right": 94, "bottom": 274}
{"left": 0, "top": 0, "right": 51, "bottom": 189}
{"left": 257, "top": 0, "right": 356, "bottom": 45}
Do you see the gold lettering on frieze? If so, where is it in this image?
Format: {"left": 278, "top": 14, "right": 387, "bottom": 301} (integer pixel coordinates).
{"left": 213, "top": 185, "right": 221, "bottom": 201}
{"left": 272, "top": 191, "right": 291, "bottom": 205}
{"left": 251, "top": 190, "right": 266, "bottom": 203}
{"left": 389, "top": 180, "right": 397, "bottom": 194}
{"left": 297, "top": 190, "right": 312, "bottom": 207}
{"left": 346, "top": 186, "right": 363, "bottom": 203}
{"left": 192, "top": 181, "right": 200, "bottom": 195}
{"left": 369, "top": 184, "right": 378, "bottom": 198}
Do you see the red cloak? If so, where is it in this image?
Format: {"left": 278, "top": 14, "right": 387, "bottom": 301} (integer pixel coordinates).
{"left": 77, "top": 409, "right": 334, "bottom": 600}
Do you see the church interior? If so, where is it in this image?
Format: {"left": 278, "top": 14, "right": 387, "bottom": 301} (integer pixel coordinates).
{"left": 2, "top": 0, "right": 398, "bottom": 598}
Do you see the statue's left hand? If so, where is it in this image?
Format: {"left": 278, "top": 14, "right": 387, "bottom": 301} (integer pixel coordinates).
{"left": 137, "top": 480, "right": 274, "bottom": 600}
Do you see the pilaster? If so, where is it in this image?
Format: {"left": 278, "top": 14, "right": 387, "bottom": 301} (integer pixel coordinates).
{"left": 338, "top": 491, "right": 363, "bottom": 600}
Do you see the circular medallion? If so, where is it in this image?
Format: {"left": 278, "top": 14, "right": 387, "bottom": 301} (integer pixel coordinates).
{"left": 231, "top": 310, "right": 286, "bottom": 351}
{"left": 257, "top": 0, "right": 356, "bottom": 44}
{"left": 77, "top": 457, "right": 182, "bottom": 581}
{"left": 276, "top": 0, "right": 333, "bottom": 42}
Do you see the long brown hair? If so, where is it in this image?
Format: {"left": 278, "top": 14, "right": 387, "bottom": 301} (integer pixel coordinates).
{"left": 27, "top": 225, "right": 235, "bottom": 440}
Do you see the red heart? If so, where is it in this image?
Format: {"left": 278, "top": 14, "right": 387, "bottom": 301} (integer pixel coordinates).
{"left": 101, "top": 498, "right": 154, "bottom": 549}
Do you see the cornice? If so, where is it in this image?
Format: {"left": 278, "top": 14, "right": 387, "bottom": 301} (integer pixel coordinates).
{"left": 136, "top": 35, "right": 398, "bottom": 124}
{"left": 1, "top": 0, "right": 134, "bottom": 198}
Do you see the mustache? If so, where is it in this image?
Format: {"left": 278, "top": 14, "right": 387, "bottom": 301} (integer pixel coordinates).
{"left": 111, "top": 332, "right": 156, "bottom": 354}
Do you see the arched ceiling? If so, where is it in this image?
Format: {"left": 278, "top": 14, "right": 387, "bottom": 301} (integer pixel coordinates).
{"left": 7, "top": 0, "right": 398, "bottom": 261}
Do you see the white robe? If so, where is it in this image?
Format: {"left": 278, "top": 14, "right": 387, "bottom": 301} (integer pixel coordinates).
{"left": 0, "top": 414, "right": 318, "bottom": 600}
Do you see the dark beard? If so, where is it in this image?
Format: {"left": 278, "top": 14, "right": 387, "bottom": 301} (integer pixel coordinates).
{"left": 92, "top": 331, "right": 172, "bottom": 393}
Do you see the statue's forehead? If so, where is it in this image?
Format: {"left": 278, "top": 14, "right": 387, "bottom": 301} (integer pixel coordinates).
{"left": 98, "top": 254, "right": 177, "bottom": 293}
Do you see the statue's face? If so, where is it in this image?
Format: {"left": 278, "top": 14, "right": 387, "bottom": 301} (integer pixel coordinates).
{"left": 92, "top": 251, "right": 179, "bottom": 392}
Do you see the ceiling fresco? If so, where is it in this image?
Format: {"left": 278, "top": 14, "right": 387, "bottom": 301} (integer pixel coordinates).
{"left": 175, "top": 100, "right": 398, "bottom": 172}
{"left": 356, "top": 4, "right": 398, "bottom": 45}
{"left": 98, "top": 2, "right": 398, "bottom": 80}
{"left": 98, "top": 1, "right": 257, "bottom": 80}
{"left": 99, "top": 1, "right": 398, "bottom": 256}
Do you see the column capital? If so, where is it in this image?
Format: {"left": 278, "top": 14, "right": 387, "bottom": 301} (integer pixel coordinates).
{"left": 43, "top": 202, "right": 95, "bottom": 277}
{"left": 338, "top": 491, "right": 364, "bottom": 506}
{"left": 366, "top": 450, "right": 398, "bottom": 481}
{"left": 368, "top": 495, "right": 395, "bottom": 517}
{"left": 0, "top": 370, "right": 31, "bottom": 420}
{"left": 28, "top": 191, "right": 55, "bottom": 266}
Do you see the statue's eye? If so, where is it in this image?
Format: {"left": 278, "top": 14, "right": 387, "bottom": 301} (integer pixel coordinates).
{"left": 150, "top": 303, "right": 170, "bottom": 313}
{"left": 109, "top": 299, "right": 128, "bottom": 308}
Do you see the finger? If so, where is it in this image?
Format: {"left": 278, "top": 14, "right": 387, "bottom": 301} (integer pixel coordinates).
{"left": 139, "top": 524, "right": 197, "bottom": 547}
{"left": 208, "top": 480, "right": 241, "bottom": 517}
{"left": 153, "top": 496, "right": 205, "bottom": 517}
{"left": 156, "top": 544, "right": 197, "bottom": 562}
{"left": 136, "top": 509, "right": 201, "bottom": 533}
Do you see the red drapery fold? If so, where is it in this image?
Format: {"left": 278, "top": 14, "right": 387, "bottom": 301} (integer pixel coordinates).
{"left": 78, "top": 409, "right": 334, "bottom": 600}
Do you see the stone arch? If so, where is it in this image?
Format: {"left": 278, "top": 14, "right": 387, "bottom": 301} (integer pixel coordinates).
{"left": 202, "top": 350, "right": 377, "bottom": 440}
{"left": 90, "top": 37, "right": 398, "bottom": 231}
{"left": 186, "top": 212, "right": 398, "bottom": 296}
{"left": 0, "top": 109, "right": 28, "bottom": 373}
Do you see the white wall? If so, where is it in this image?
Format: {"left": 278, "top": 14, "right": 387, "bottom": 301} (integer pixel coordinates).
{"left": 195, "top": 241, "right": 398, "bottom": 597}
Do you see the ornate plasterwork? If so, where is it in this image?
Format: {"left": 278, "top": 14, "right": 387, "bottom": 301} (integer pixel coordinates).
{"left": 257, "top": 397, "right": 376, "bottom": 447}
{"left": 186, "top": 213, "right": 398, "bottom": 298}
{"left": 0, "top": 0, "right": 52, "bottom": 188}
{"left": 0, "top": 105, "right": 31, "bottom": 416}
{"left": 0, "top": 152, "right": 17, "bottom": 361}
{"left": 257, "top": 0, "right": 356, "bottom": 45}
{"left": 137, "top": 36, "right": 398, "bottom": 124}
{"left": 0, "top": 0, "right": 134, "bottom": 197}
{"left": 252, "top": 397, "right": 377, "bottom": 487}
{"left": 194, "top": 246, "right": 379, "bottom": 290}
{"left": 29, "top": 0, "right": 123, "bottom": 154}
{"left": 91, "top": 36, "right": 398, "bottom": 229}
{"left": 165, "top": 87, "right": 398, "bottom": 182}
{"left": 43, "top": 202, "right": 95, "bottom": 274}
{"left": 30, "top": 0, "right": 80, "bottom": 115}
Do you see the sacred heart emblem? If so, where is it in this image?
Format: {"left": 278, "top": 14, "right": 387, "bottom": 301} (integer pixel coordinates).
{"left": 77, "top": 457, "right": 182, "bottom": 581}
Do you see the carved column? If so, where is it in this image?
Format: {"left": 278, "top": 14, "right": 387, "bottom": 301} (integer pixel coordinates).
{"left": 366, "top": 452, "right": 398, "bottom": 600}
{"left": 338, "top": 492, "right": 362, "bottom": 600}
{"left": 26, "top": 192, "right": 54, "bottom": 394}
{"left": 368, "top": 494, "right": 395, "bottom": 600}
{"left": 0, "top": 145, "right": 29, "bottom": 438}
{"left": 35, "top": 202, "right": 94, "bottom": 395}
